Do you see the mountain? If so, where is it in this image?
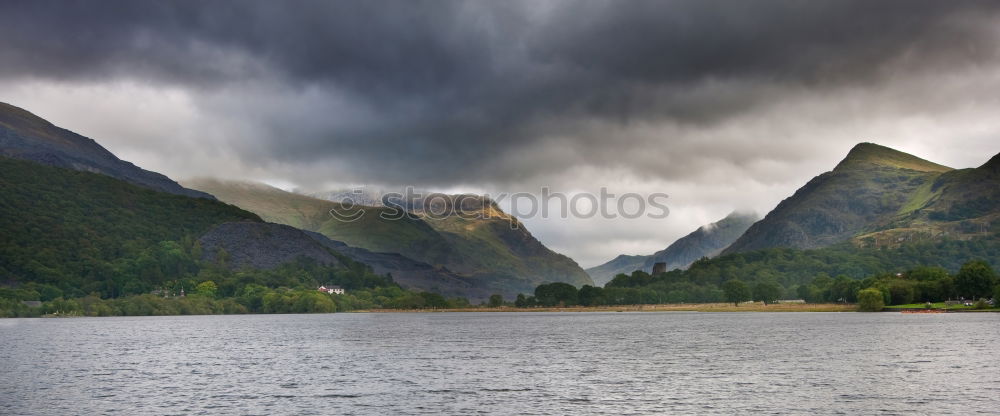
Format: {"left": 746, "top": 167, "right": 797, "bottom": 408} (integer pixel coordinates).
{"left": 642, "top": 211, "right": 759, "bottom": 270}
{"left": 0, "top": 150, "right": 486, "bottom": 301}
{"left": 584, "top": 255, "right": 649, "bottom": 286}
{"left": 0, "top": 102, "right": 213, "bottom": 199}
{"left": 0, "top": 104, "right": 489, "bottom": 302}
{"left": 723, "top": 142, "right": 1000, "bottom": 254}
{"left": 407, "top": 193, "right": 594, "bottom": 292}
{"left": 184, "top": 179, "right": 594, "bottom": 295}
{"left": 585, "top": 211, "right": 758, "bottom": 285}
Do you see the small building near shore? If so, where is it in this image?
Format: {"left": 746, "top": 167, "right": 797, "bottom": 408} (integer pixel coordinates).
{"left": 318, "top": 285, "right": 345, "bottom": 295}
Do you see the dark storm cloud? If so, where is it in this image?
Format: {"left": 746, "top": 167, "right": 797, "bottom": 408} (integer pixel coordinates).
{"left": 0, "top": 0, "right": 503, "bottom": 92}
{"left": 1, "top": 0, "right": 998, "bottom": 186}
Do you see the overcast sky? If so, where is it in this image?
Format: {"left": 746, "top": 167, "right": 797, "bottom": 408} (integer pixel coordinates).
{"left": 2, "top": 0, "right": 999, "bottom": 267}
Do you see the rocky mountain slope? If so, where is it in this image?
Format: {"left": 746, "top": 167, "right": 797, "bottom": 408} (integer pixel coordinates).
{"left": 302, "top": 231, "right": 494, "bottom": 301}
{"left": 642, "top": 211, "right": 759, "bottom": 271}
{"left": 196, "top": 221, "right": 492, "bottom": 300}
{"left": 198, "top": 222, "right": 345, "bottom": 270}
{"left": 0, "top": 102, "right": 212, "bottom": 199}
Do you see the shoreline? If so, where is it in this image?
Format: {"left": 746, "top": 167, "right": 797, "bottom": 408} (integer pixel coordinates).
{"left": 358, "top": 302, "right": 859, "bottom": 313}
{"left": 18, "top": 303, "right": 1000, "bottom": 318}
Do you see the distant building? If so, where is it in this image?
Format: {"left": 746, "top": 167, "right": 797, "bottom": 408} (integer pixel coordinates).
{"left": 652, "top": 262, "right": 667, "bottom": 275}
{"left": 318, "top": 285, "right": 345, "bottom": 295}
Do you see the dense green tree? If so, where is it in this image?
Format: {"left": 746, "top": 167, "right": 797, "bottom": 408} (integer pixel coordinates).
{"left": 857, "top": 288, "right": 885, "bottom": 312}
{"left": 954, "top": 260, "right": 997, "bottom": 299}
{"left": 577, "top": 285, "right": 605, "bottom": 306}
{"left": 606, "top": 270, "right": 653, "bottom": 288}
{"left": 293, "top": 291, "right": 337, "bottom": 313}
{"left": 722, "top": 280, "right": 751, "bottom": 306}
{"left": 535, "top": 282, "right": 578, "bottom": 306}
{"left": 194, "top": 280, "right": 218, "bottom": 298}
{"left": 514, "top": 293, "right": 527, "bottom": 308}
{"left": 909, "top": 266, "right": 950, "bottom": 281}
{"left": 797, "top": 284, "right": 821, "bottom": 303}
{"left": 884, "top": 280, "right": 915, "bottom": 305}
{"left": 0, "top": 251, "right": 472, "bottom": 316}
{"left": 418, "top": 292, "right": 450, "bottom": 308}
{"left": 828, "top": 275, "right": 861, "bottom": 303}
{"left": 488, "top": 294, "right": 504, "bottom": 308}
{"left": 752, "top": 281, "right": 783, "bottom": 305}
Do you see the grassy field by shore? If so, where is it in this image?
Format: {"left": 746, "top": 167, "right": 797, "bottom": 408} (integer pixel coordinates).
{"left": 362, "top": 302, "right": 859, "bottom": 313}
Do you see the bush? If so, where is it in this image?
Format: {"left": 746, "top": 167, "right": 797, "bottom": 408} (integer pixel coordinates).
{"left": 488, "top": 294, "right": 504, "bottom": 307}
{"left": 857, "top": 288, "right": 885, "bottom": 312}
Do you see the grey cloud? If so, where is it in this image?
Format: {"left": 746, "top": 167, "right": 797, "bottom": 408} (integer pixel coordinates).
{"left": 3, "top": 1, "right": 997, "bottom": 119}
{"left": 2, "top": 1, "right": 1000, "bottom": 267}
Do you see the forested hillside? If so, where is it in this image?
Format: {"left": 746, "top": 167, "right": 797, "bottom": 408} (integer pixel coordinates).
{"left": 0, "top": 156, "right": 472, "bottom": 317}
{"left": 0, "top": 156, "right": 258, "bottom": 297}
{"left": 526, "top": 235, "right": 1000, "bottom": 307}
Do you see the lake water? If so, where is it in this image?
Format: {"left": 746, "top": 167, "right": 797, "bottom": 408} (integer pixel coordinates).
{"left": 1, "top": 312, "right": 998, "bottom": 415}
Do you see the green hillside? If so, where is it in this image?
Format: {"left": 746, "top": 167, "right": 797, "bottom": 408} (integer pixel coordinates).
{"left": 0, "top": 156, "right": 259, "bottom": 296}
{"left": 857, "top": 152, "right": 1000, "bottom": 244}
{"left": 183, "top": 178, "right": 454, "bottom": 265}
{"left": 185, "top": 180, "right": 593, "bottom": 294}
{"left": 832, "top": 142, "right": 952, "bottom": 173}
{"left": 0, "top": 156, "right": 474, "bottom": 317}
{"left": 724, "top": 143, "right": 962, "bottom": 254}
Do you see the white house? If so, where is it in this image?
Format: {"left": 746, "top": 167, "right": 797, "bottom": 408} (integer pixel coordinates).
{"left": 318, "top": 285, "right": 345, "bottom": 295}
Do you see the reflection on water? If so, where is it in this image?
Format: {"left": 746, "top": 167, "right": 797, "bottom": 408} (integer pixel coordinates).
{"left": 1, "top": 312, "right": 998, "bottom": 415}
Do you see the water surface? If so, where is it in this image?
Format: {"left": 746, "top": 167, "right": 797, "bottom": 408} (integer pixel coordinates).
{"left": 2, "top": 312, "right": 998, "bottom": 415}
